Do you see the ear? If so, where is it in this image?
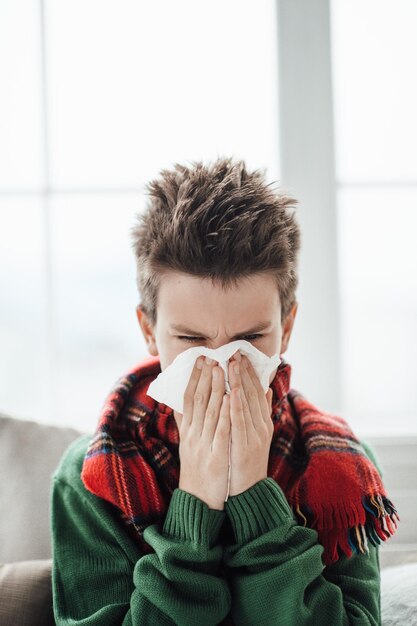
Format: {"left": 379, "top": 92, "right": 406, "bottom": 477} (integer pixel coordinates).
{"left": 280, "top": 301, "right": 298, "bottom": 354}
{"left": 135, "top": 305, "right": 159, "bottom": 356}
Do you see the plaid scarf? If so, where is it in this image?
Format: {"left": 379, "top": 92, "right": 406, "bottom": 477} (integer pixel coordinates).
{"left": 81, "top": 355, "right": 399, "bottom": 568}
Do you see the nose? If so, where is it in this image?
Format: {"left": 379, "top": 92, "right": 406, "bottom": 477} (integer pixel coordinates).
{"left": 204, "top": 341, "right": 243, "bottom": 360}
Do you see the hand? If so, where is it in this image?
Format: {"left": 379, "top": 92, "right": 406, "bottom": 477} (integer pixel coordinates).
{"left": 176, "top": 356, "right": 231, "bottom": 511}
{"left": 227, "top": 353, "right": 274, "bottom": 497}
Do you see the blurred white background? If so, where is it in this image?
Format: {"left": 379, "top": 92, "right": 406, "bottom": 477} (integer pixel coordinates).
{"left": 0, "top": 0, "right": 416, "bottom": 437}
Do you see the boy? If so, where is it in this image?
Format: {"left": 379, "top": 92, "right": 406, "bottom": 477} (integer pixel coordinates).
{"left": 51, "top": 156, "right": 398, "bottom": 625}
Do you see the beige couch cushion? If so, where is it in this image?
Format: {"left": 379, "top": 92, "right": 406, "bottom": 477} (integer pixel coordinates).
{"left": 0, "top": 559, "right": 54, "bottom": 626}
{"left": 0, "top": 413, "right": 85, "bottom": 563}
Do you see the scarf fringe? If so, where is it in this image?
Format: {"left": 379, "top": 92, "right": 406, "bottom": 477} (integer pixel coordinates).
{"left": 294, "top": 495, "right": 400, "bottom": 565}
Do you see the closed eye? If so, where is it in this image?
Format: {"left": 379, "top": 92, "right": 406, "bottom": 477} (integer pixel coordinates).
{"left": 177, "top": 334, "right": 263, "bottom": 343}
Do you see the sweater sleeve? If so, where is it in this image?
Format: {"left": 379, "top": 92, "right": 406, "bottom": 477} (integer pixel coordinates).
{"left": 51, "top": 436, "right": 231, "bottom": 626}
{"left": 222, "top": 439, "right": 383, "bottom": 626}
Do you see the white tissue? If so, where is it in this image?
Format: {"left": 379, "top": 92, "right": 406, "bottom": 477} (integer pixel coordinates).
{"left": 146, "top": 339, "right": 281, "bottom": 415}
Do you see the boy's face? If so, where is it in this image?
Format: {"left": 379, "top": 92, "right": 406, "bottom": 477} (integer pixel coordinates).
{"left": 136, "top": 270, "right": 297, "bottom": 398}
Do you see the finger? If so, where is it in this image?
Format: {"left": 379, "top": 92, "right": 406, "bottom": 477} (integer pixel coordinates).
{"left": 242, "top": 355, "right": 264, "bottom": 394}
{"left": 236, "top": 377, "right": 258, "bottom": 436}
{"left": 201, "top": 364, "right": 225, "bottom": 442}
{"left": 230, "top": 385, "right": 248, "bottom": 447}
{"left": 182, "top": 356, "right": 205, "bottom": 427}
{"left": 229, "top": 360, "right": 252, "bottom": 443}
{"left": 174, "top": 409, "right": 182, "bottom": 431}
{"left": 241, "top": 355, "right": 273, "bottom": 426}
{"left": 189, "top": 357, "right": 218, "bottom": 437}
{"left": 232, "top": 359, "right": 259, "bottom": 432}
{"left": 239, "top": 356, "right": 264, "bottom": 430}
{"left": 266, "top": 388, "right": 274, "bottom": 435}
{"left": 267, "top": 387, "right": 273, "bottom": 414}
{"left": 263, "top": 385, "right": 274, "bottom": 424}
{"left": 212, "top": 393, "right": 231, "bottom": 453}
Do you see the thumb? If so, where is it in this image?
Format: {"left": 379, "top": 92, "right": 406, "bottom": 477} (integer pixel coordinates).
{"left": 174, "top": 409, "right": 182, "bottom": 430}
{"left": 267, "top": 388, "right": 273, "bottom": 412}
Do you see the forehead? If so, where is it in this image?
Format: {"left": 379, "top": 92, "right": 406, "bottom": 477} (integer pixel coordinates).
{"left": 157, "top": 271, "right": 280, "bottom": 328}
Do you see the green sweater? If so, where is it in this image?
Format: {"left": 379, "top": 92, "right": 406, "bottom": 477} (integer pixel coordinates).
{"left": 51, "top": 434, "right": 382, "bottom": 625}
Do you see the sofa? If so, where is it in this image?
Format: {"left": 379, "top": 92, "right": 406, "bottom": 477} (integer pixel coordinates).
{"left": 1, "top": 411, "right": 416, "bottom": 625}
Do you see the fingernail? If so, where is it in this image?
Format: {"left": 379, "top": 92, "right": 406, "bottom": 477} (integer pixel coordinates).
{"left": 234, "top": 363, "right": 240, "bottom": 374}
{"left": 196, "top": 358, "right": 203, "bottom": 369}
{"left": 233, "top": 351, "right": 242, "bottom": 361}
{"left": 205, "top": 356, "right": 213, "bottom": 365}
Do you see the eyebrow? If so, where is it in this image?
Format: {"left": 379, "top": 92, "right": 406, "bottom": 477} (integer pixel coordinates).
{"left": 169, "top": 321, "right": 272, "bottom": 337}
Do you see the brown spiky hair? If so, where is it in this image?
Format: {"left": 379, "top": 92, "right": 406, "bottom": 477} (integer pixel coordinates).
{"left": 130, "top": 156, "right": 301, "bottom": 328}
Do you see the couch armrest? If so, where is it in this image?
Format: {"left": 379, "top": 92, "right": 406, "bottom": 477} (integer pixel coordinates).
{"left": 0, "top": 559, "right": 55, "bottom": 626}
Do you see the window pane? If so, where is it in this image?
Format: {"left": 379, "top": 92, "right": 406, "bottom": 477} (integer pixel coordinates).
{"left": 50, "top": 193, "right": 147, "bottom": 431}
{"left": 331, "top": 0, "right": 417, "bottom": 183}
{"left": 45, "top": 0, "right": 279, "bottom": 188}
{"left": 0, "top": 0, "right": 43, "bottom": 190}
{"left": 0, "top": 197, "right": 49, "bottom": 422}
{"left": 337, "top": 187, "right": 417, "bottom": 436}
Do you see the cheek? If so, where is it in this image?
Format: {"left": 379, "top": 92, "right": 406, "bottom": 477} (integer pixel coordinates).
{"left": 159, "top": 345, "right": 191, "bottom": 372}
{"left": 259, "top": 334, "right": 281, "bottom": 359}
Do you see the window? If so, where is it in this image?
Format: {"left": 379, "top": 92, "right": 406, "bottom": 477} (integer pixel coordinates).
{"left": 331, "top": 0, "right": 417, "bottom": 436}
{"left": 0, "top": 0, "right": 279, "bottom": 430}
{"left": 2, "top": 1, "right": 414, "bottom": 437}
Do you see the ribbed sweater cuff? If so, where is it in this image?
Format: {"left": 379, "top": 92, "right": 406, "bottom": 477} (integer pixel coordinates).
{"left": 225, "top": 477, "right": 295, "bottom": 544}
{"left": 163, "top": 488, "right": 226, "bottom": 548}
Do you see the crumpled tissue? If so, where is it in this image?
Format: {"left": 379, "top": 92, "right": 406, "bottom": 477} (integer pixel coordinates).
{"left": 146, "top": 339, "right": 281, "bottom": 415}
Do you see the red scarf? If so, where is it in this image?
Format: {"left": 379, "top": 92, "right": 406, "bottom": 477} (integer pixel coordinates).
{"left": 81, "top": 356, "right": 399, "bottom": 569}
